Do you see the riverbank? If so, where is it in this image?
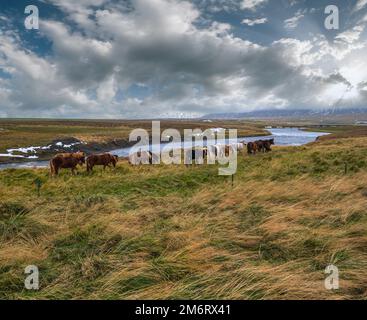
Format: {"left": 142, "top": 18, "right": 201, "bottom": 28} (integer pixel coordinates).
{"left": 0, "top": 119, "right": 268, "bottom": 164}
{"left": 0, "top": 128, "right": 329, "bottom": 170}
{"left": 0, "top": 137, "right": 137, "bottom": 165}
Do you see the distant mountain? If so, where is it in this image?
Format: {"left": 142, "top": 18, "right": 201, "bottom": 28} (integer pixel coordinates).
{"left": 202, "top": 108, "right": 367, "bottom": 120}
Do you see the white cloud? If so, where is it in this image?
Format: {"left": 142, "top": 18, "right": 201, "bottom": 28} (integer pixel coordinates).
{"left": 0, "top": 0, "right": 367, "bottom": 118}
{"left": 240, "top": 0, "right": 268, "bottom": 11}
{"left": 284, "top": 10, "right": 305, "bottom": 29}
{"left": 241, "top": 17, "right": 268, "bottom": 26}
{"left": 335, "top": 25, "right": 365, "bottom": 44}
{"left": 97, "top": 75, "right": 117, "bottom": 103}
{"left": 354, "top": 0, "right": 367, "bottom": 12}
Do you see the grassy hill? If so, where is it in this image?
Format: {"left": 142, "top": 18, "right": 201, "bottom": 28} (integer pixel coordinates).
{"left": 0, "top": 136, "right": 366, "bottom": 299}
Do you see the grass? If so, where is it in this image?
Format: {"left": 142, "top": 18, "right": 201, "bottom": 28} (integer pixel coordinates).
{"left": 0, "top": 119, "right": 267, "bottom": 155}
{"left": 0, "top": 136, "right": 366, "bottom": 299}
{"left": 307, "top": 125, "right": 367, "bottom": 141}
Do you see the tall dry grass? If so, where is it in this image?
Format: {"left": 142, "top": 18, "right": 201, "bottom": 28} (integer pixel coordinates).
{"left": 0, "top": 136, "right": 366, "bottom": 299}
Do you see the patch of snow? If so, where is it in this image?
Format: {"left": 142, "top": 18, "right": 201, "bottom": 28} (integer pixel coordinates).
{"left": 5, "top": 141, "right": 81, "bottom": 157}
{"left": 0, "top": 153, "right": 24, "bottom": 158}
{"left": 55, "top": 142, "right": 80, "bottom": 148}
{"left": 210, "top": 128, "right": 225, "bottom": 133}
{"left": 7, "top": 146, "right": 41, "bottom": 154}
{"left": 63, "top": 142, "right": 80, "bottom": 148}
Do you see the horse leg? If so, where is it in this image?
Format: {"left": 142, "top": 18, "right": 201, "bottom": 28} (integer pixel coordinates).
{"left": 50, "top": 161, "right": 54, "bottom": 177}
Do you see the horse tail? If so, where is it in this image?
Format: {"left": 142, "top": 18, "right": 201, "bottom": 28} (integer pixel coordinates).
{"left": 86, "top": 158, "right": 91, "bottom": 172}
{"left": 50, "top": 158, "right": 55, "bottom": 176}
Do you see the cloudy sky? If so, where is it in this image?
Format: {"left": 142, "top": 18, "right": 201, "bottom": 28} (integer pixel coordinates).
{"left": 0, "top": 0, "right": 367, "bottom": 118}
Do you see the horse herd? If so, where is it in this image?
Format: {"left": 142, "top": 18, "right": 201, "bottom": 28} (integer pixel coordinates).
{"left": 50, "top": 152, "right": 118, "bottom": 176}
{"left": 49, "top": 138, "right": 275, "bottom": 176}
{"left": 247, "top": 138, "right": 275, "bottom": 154}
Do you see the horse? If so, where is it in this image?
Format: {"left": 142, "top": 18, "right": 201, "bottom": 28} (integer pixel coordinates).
{"left": 129, "top": 151, "right": 157, "bottom": 165}
{"left": 54, "top": 151, "right": 86, "bottom": 163}
{"left": 247, "top": 142, "right": 258, "bottom": 155}
{"left": 256, "top": 139, "right": 275, "bottom": 152}
{"left": 50, "top": 154, "right": 85, "bottom": 176}
{"left": 86, "top": 153, "right": 118, "bottom": 172}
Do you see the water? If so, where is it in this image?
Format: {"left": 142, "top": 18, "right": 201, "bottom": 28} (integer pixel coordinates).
{"left": 0, "top": 127, "right": 329, "bottom": 170}
{"left": 111, "top": 127, "right": 329, "bottom": 157}
{"left": 265, "top": 127, "right": 330, "bottom": 146}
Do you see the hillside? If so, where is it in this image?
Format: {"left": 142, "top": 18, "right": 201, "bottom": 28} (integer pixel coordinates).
{"left": 0, "top": 137, "right": 366, "bottom": 299}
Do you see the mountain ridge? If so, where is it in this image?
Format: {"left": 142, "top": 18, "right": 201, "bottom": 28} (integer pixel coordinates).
{"left": 202, "top": 108, "right": 367, "bottom": 120}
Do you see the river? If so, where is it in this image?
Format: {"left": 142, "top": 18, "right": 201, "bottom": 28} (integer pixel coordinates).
{"left": 0, "top": 127, "right": 329, "bottom": 170}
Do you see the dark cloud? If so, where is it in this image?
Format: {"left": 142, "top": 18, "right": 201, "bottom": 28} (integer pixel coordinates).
{"left": 0, "top": 0, "right": 367, "bottom": 118}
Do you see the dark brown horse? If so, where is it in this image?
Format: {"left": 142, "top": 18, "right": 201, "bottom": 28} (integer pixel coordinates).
{"left": 259, "top": 139, "right": 275, "bottom": 152}
{"left": 87, "top": 153, "right": 118, "bottom": 172}
{"left": 247, "top": 142, "right": 258, "bottom": 155}
{"left": 50, "top": 154, "right": 85, "bottom": 176}
{"left": 254, "top": 139, "right": 275, "bottom": 153}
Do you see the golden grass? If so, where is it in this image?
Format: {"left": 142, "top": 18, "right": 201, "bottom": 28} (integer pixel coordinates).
{"left": 0, "top": 136, "right": 366, "bottom": 300}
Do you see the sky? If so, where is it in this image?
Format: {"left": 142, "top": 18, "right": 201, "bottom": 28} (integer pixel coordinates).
{"left": 0, "top": 0, "right": 367, "bottom": 119}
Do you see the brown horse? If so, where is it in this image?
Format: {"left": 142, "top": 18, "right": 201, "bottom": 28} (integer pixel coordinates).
{"left": 86, "top": 153, "right": 118, "bottom": 172}
{"left": 55, "top": 151, "right": 86, "bottom": 161}
{"left": 258, "top": 139, "right": 274, "bottom": 152}
{"left": 253, "top": 139, "right": 275, "bottom": 153}
{"left": 50, "top": 154, "right": 85, "bottom": 176}
{"left": 247, "top": 142, "right": 258, "bottom": 155}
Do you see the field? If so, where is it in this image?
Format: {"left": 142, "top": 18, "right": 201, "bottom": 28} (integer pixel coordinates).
{"left": 0, "top": 130, "right": 366, "bottom": 299}
{"left": 0, "top": 119, "right": 267, "bottom": 162}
